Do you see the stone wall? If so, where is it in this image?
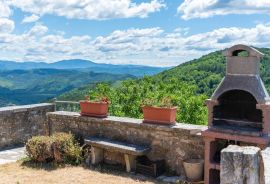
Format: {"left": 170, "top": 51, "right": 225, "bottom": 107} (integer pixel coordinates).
{"left": 0, "top": 103, "right": 55, "bottom": 149}
{"left": 47, "top": 111, "right": 207, "bottom": 175}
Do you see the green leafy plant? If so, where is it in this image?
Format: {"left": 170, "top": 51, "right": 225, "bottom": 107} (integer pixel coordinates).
{"left": 84, "top": 84, "right": 111, "bottom": 104}
{"left": 142, "top": 96, "right": 175, "bottom": 108}
{"left": 84, "top": 95, "right": 110, "bottom": 104}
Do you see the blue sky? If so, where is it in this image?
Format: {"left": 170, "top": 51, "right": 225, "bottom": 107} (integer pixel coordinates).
{"left": 1, "top": 0, "right": 270, "bottom": 66}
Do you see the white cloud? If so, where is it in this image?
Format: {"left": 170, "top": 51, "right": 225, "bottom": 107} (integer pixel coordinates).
{"left": 22, "top": 14, "right": 40, "bottom": 23}
{"left": 184, "top": 24, "right": 270, "bottom": 50}
{"left": 0, "top": 1, "right": 14, "bottom": 33}
{"left": 0, "top": 18, "right": 14, "bottom": 33}
{"left": 94, "top": 28, "right": 164, "bottom": 52}
{"left": 1, "top": 23, "right": 270, "bottom": 66}
{"left": 178, "top": 0, "right": 270, "bottom": 20}
{"left": 0, "top": 1, "right": 12, "bottom": 18}
{"left": 8, "top": 0, "right": 165, "bottom": 20}
{"left": 27, "top": 23, "right": 48, "bottom": 37}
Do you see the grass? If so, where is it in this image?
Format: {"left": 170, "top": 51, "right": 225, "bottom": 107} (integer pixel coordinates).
{"left": 0, "top": 161, "right": 164, "bottom": 184}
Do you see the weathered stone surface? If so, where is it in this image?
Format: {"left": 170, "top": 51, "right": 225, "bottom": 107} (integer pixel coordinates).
{"left": 260, "top": 146, "right": 270, "bottom": 184}
{"left": 221, "top": 145, "right": 261, "bottom": 184}
{"left": 0, "top": 147, "right": 25, "bottom": 164}
{"left": 85, "top": 137, "right": 150, "bottom": 156}
{"left": 47, "top": 111, "right": 207, "bottom": 175}
{"left": 157, "top": 175, "right": 200, "bottom": 184}
{"left": 0, "top": 103, "right": 55, "bottom": 149}
{"left": 161, "top": 176, "right": 184, "bottom": 183}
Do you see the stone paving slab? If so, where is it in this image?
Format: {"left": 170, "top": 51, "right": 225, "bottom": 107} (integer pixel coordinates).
{"left": 0, "top": 147, "right": 25, "bottom": 165}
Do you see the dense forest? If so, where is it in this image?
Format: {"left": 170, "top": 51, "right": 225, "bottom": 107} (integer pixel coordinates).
{"left": 58, "top": 48, "right": 270, "bottom": 125}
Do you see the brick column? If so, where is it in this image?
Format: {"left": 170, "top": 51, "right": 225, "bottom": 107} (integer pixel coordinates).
{"left": 205, "top": 99, "right": 219, "bottom": 127}
{"left": 203, "top": 137, "right": 216, "bottom": 184}
{"left": 257, "top": 104, "right": 270, "bottom": 136}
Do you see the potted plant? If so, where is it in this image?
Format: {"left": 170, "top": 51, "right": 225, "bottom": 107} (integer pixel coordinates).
{"left": 80, "top": 96, "right": 110, "bottom": 117}
{"left": 183, "top": 158, "right": 204, "bottom": 182}
{"left": 142, "top": 96, "right": 177, "bottom": 125}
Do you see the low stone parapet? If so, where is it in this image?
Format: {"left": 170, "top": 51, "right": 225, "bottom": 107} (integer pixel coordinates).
{"left": 47, "top": 111, "right": 207, "bottom": 175}
{"left": 0, "top": 103, "right": 55, "bottom": 149}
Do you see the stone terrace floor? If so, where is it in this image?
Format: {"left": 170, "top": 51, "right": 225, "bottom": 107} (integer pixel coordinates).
{"left": 0, "top": 147, "right": 189, "bottom": 183}
{"left": 0, "top": 147, "right": 25, "bottom": 165}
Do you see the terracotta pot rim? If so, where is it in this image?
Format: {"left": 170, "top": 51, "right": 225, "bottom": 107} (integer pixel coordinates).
{"left": 143, "top": 120, "right": 176, "bottom": 125}
{"left": 142, "top": 106, "right": 177, "bottom": 110}
{"left": 183, "top": 159, "right": 204, "bottom": 164}
{"left": 79, "top": 100, "right": 109, "bottom": 104}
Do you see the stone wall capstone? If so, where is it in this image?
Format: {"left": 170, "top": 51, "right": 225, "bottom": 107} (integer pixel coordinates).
{"left": 0, "top": 103, "right": 55, "bottom": 149}
{"left": 47, "top": 111, "right": 207, "bottom": 175}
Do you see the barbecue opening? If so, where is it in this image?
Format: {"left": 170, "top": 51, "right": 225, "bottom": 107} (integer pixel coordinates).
{"left": 213, "top": 90, "right": 263, "bottom": 131}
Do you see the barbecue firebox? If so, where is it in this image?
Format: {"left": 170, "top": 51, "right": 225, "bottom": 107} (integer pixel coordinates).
{"left": 202, "top": 44, "right": 270, "bottom": 184}
{"left": 212, "top": 89, "right": 263, "bottom": 135}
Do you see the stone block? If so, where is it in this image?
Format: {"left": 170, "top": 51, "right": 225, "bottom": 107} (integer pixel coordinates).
{"left": 260, "top": 146, "right": 270, "bottom": 184}
{"left": 221, "top": 145, "right": 260, "bottom": 184}
{"left": 124, "top": 154, "right": 136, "bottom": 172}
{"left": 91, "top": 146, "right": 104, "bottom": 165}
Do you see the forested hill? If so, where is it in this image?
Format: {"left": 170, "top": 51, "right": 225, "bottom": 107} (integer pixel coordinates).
{"left": 156, "top": 48, "right": 270, "bottom": 96}
{"left": 155, "top": 50, "right": 225, "bottom": 96}
{"left": 58, "top": 48, "right": 270, "bottom": 125}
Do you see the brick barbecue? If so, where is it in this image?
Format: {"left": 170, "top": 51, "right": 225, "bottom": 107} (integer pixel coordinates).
{"left": 202, "top": 44, "right": 270, "bottom": 184}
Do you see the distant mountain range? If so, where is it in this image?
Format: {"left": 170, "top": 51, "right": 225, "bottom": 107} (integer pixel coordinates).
{"left": 0, "top": 59, "right": 170, "bottom": 77}
{"left": 0, "top": 59, "right": 170, "bottom": 106}
{"left": 0, "top": 68, "right": 135, "bottom": 106}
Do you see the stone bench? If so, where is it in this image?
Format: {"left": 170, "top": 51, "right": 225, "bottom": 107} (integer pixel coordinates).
{"left": 84, "top": 137, "right": 151, "bottom": 172}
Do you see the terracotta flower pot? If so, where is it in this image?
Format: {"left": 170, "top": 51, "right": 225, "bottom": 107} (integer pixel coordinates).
{"left": 80, "top": 101, "right": 109, "bottom": 118}
{"left": 142, "top": 106, "right": 177, "bottom": 125}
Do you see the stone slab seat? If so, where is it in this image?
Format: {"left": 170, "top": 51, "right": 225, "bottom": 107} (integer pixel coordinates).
{"left": 84, "top": 137, "right": 151, "bottom": 172}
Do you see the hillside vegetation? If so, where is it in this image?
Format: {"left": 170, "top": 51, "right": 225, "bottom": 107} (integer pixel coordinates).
{"left": 59, "top": 48, "right": 270, "bottom": 125}
{"left": 156, "top": 48, "right": 270, "bottom": 96}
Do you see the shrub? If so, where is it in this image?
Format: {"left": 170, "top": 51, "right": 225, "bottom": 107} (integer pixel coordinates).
{"left": 25, "top": 135, "right": 53, "bottom": 162}
{"left": 26, "top": 132, "right": 82, "bottom": 165}
{"left": 52, "top": 133, "right": 82, "bottom": 165}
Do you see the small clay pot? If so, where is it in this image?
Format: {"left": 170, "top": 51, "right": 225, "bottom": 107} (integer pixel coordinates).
{"left": 183, "top": 159, "right": 204, "bottom": 182}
